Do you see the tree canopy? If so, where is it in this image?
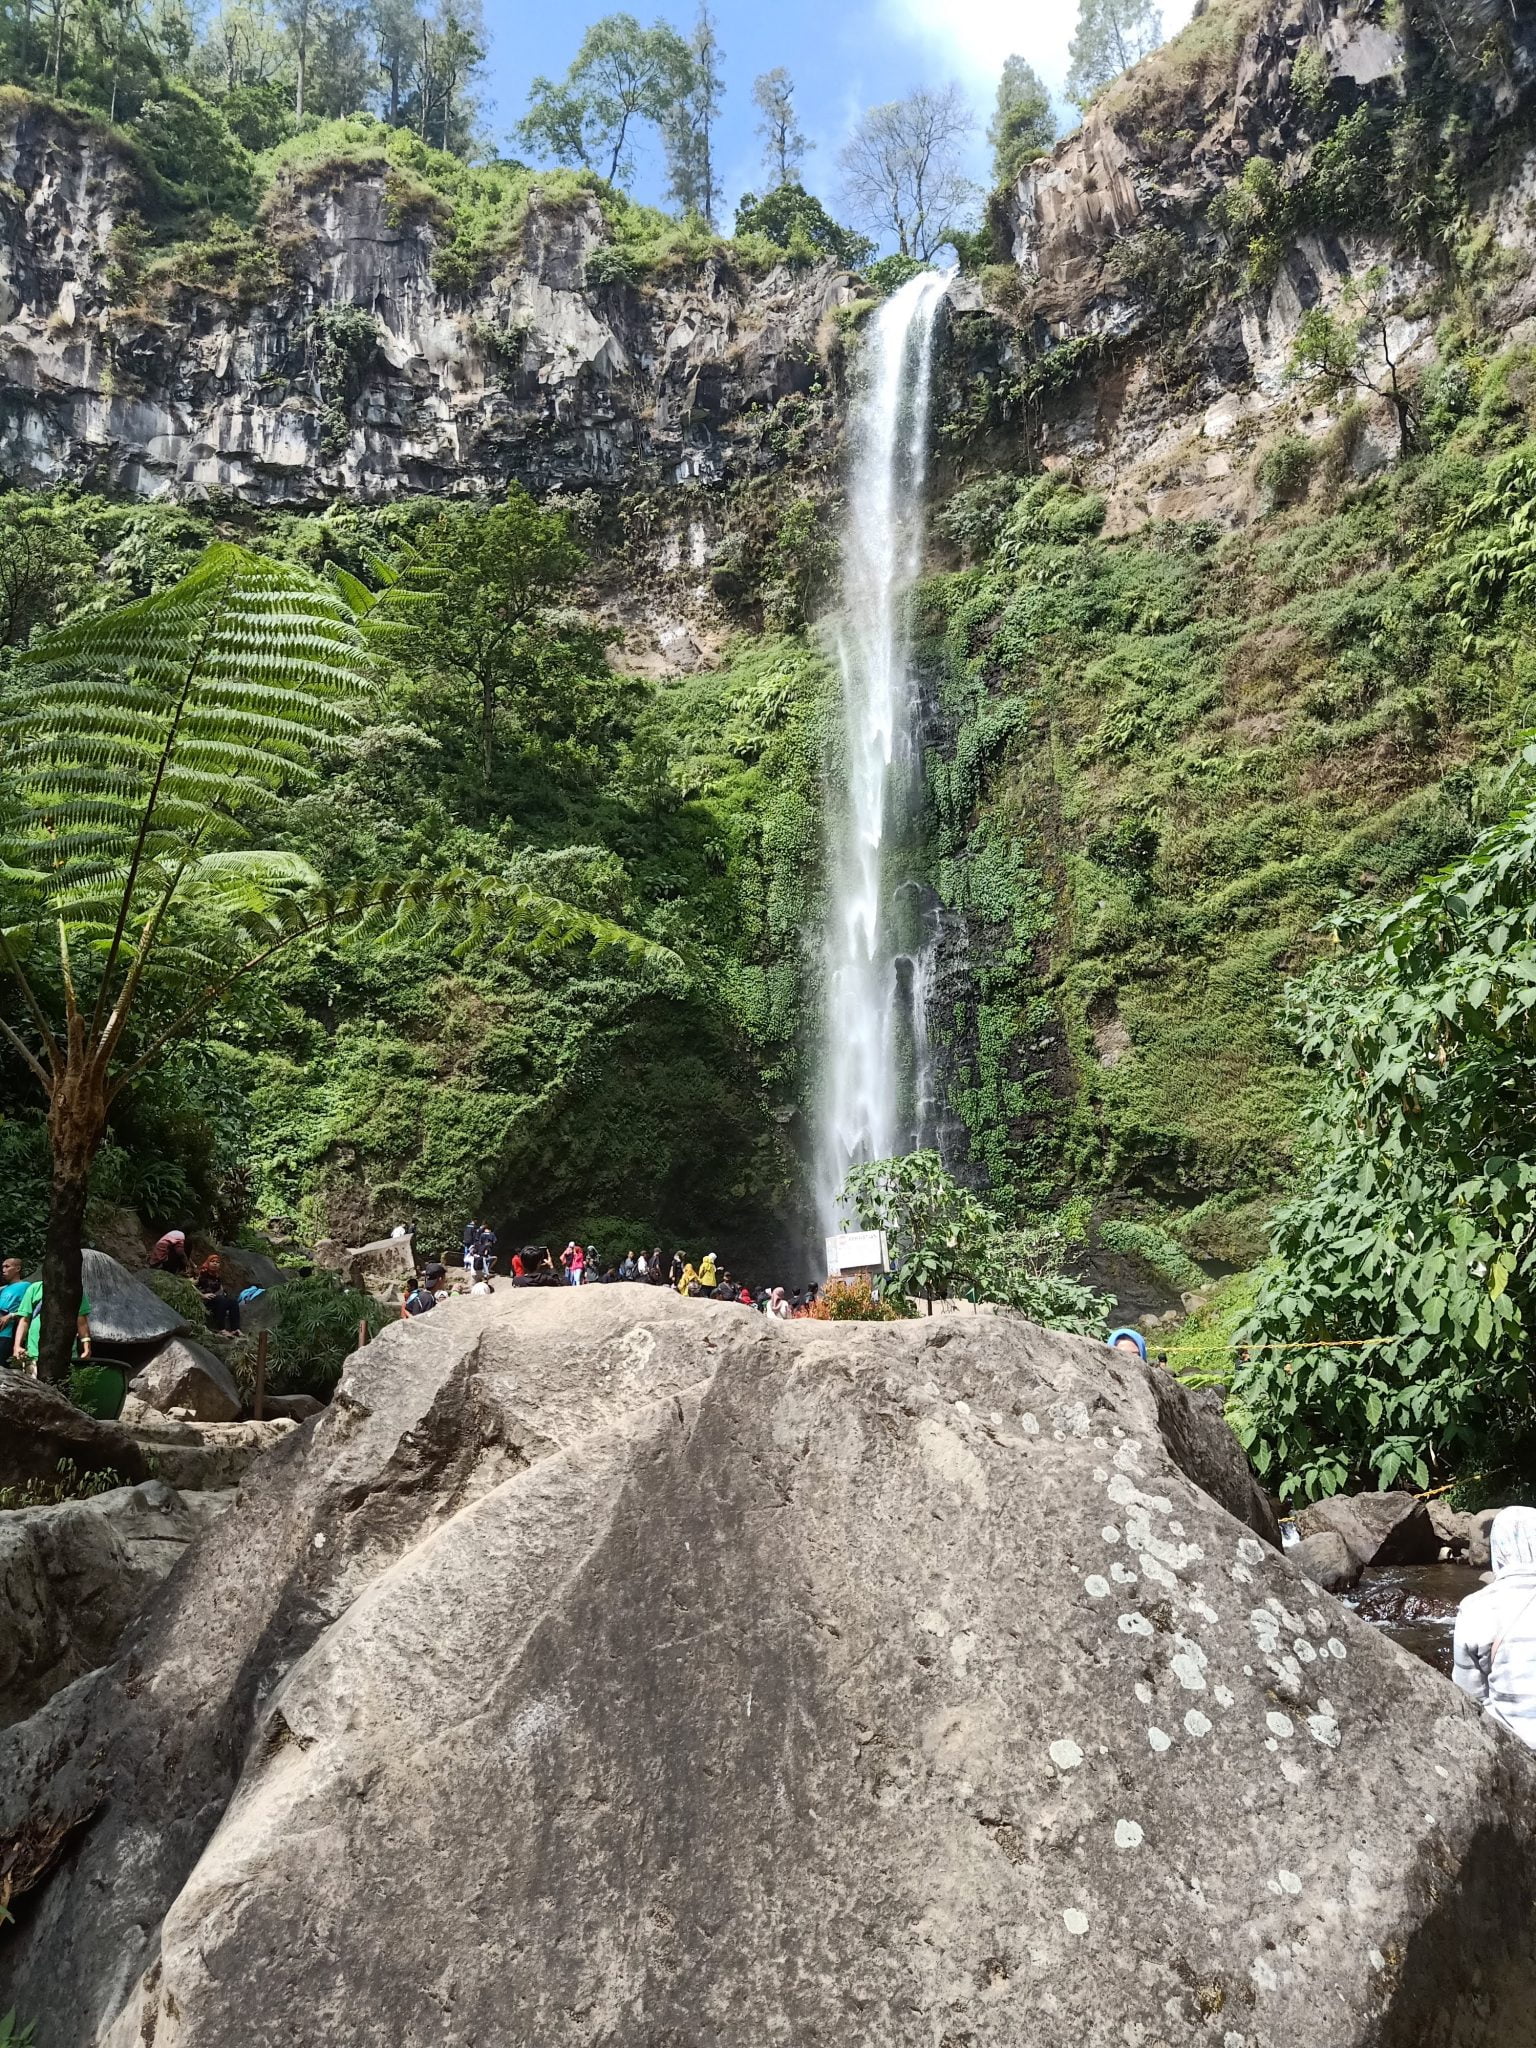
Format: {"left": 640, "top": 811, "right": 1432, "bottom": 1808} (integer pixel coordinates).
{"left": 989, "top": 55, "right": 1055, "bottom": 187}
{"left": 1065, "top": 0, "right": 1163, "bottom": 110}
{"left": 837, "top": 84, "right": 977, "bottom": 262}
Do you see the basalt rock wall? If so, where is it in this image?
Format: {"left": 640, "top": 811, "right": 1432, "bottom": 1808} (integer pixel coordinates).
{"left": 0, "top": 97, "right": 852, "bottom": 508}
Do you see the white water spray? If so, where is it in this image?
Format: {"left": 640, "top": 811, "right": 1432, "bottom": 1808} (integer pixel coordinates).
{"left": 816, "top": 269, "right": 948, "bottom": 1231}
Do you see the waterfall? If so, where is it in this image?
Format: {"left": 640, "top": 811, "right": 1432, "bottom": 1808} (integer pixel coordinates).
{"left": 816, "top": 268, "right": 948, "bottom": 1232}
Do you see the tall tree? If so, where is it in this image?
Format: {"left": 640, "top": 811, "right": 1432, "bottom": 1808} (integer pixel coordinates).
{"left": 518, "top": 13, "right": 687, "bottom": 187}
{"left": 278, "top": 0, "right": 312, "bottom": 113}
{"left": 1065, "top": 0, "right": 1163, "bottom": 110}
{"left": 662, "top": 2, "right": 721, "bottom": 220}
{"left": 752, "top": 65, "right": 809, "bottom": 188}
{"left": 838, "top": 83, "right": 977, "bottom": 261}
{"left": 988, "top": 54, "right": 1054, "bottom": 185}
{"left": 368, "top": 0, "right": 416, "bottom": 120}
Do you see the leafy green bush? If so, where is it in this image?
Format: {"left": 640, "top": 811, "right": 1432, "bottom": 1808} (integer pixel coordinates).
{"left": 864, "top": 253, "right": 927, "bottom": 297}
{"left": 807, "top": 1274, "right": 906, "bottom": 1321}
{"left": 1234, "top": 749, "right": 1536, "bottom": 1499}
{"left": 733, "top": 184, "right": 872, "bottom": 268}
{"left": 257, "top": 1274, "right": 391, "bottom": 1400}
{"left": 134, "top": 84, "right": 259, "bottom": 224}
{"left": 141, "top": 1267, "right": 207, "bottom": 1330}
{"left": 1256, "top": 435, "right": 1317, "bottom": 508}
{"left": 1098, "top": 1218, "right": 1206, "bottom": 1294}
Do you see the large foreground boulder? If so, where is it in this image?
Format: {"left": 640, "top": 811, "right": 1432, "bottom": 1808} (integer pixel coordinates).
{"left": 0, "top": 1481, "right": 232, "bottom": 1727}
{"left": 2, "top": 1291, "right": 1534, "bottom": 2046}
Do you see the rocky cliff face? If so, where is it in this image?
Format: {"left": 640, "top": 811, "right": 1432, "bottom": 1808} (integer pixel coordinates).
{"left": 0, "top": 99, "right": 851, "bottom": 506}
{"left": 996, "top": 0, "right": 1536, "bottom": 529}
{"left": 2, "top": 1288, "right": 1532, "bottom": 2045}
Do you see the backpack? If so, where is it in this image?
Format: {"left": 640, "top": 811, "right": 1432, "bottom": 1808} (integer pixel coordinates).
{"left": 404, "top": 1287, "right": 437, "bottom": 1317}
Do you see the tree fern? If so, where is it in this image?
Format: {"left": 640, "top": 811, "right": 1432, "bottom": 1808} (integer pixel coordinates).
{"left": 0, "top": 544, "right": 674, "bottom": 1381}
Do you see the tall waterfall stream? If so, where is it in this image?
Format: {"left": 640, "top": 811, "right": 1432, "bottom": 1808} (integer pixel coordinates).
{"left": 816, "top": 270, "right": 949, "bottom": 1232}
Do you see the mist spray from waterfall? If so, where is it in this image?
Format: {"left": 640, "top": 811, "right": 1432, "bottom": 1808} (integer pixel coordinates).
{"left": 816, "top": 268, "right": 949, "bottom": 1233}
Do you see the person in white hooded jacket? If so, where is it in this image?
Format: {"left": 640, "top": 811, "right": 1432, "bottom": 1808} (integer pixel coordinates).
{"left": 1452, "top": 1504, "right": 1536, "bottom": 1748}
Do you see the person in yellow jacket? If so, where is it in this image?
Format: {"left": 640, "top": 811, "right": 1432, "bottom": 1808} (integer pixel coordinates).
{"left": 678, "top": 1262, "right": 700, "bottom": 1296}
{"left": 699, "top": 1252, "right": 718, "bottom": 1289}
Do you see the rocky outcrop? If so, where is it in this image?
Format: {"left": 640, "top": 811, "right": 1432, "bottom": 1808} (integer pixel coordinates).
{"left": 0, "top": 99, "right": 851, "bottom": 511}
{"left": 1297, "top": 1488, "right": 1441, "bottom": 1569}
{"left": 994, "top": 0, "right": 1536, "bottom": 528}
{"left": 4, "top": 1288, "right": 1534, "bottom": 2045}
{"left": 114, "top": 1401, "right": 299, "bottom": 1489}
{"left": 0, "top": 1479, "right": 232, "bottom": 1727}
{"left": 0, "top": 1373, "right": 151, "bottom": 1491}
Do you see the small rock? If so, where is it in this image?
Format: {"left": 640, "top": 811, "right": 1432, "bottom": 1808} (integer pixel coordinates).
{"left": 1292, "top": 1530, "right": 1359, "bottom": 1594}
{"left": 260, "top": 1393, "right": 324, "bottom": 1421}
{"left": 130, "top": 1339, "right": 243, "bottom": 1424}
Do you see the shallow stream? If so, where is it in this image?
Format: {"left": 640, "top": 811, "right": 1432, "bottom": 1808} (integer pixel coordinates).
{"left": 1341, "top": 1562, "right": 1482, "bottom": 1677}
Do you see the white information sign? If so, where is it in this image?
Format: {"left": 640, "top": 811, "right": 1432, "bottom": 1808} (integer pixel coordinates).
{"left": 824, "top": 1229, "right": 889, "bottom": 1277}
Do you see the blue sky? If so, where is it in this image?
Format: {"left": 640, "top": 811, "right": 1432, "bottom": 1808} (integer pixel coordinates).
{"left": 483, "top": 0, "right": 1197, "bottom": 229}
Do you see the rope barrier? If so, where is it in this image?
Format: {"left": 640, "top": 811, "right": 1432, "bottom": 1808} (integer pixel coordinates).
{"left": 1159, "top": 1333, "right": 1410, "bottom": 1358}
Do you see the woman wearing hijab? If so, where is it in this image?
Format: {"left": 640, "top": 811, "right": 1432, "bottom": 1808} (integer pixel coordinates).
{"left": 768, "top": 1286, "right": 791, "bottom": 1321}
{"left": 1454, "top": 1505, "right": 1536, "bottom": 1748}
{"left": 677, "top": 1261, "right": 700, "bottom": 1297}
{"left": 1107, "top": 1327, "right": 1148, "bottom": 1361}
{"left": 699, "top": 1252, "right": 718, "bottom": 1290}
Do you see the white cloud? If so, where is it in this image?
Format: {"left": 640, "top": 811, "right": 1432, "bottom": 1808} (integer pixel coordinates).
{"left": 881, "top": 0, "right": 1199, "bottom": 106}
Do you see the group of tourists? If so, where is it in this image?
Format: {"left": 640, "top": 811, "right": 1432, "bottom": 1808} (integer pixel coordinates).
{"left": 0, "top": 1254, "right": 90, "bottom": 1371}
{"left": 394, "top": 1224, "right": 824, "bottom": 1323}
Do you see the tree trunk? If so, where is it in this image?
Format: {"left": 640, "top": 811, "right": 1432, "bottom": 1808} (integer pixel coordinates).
{"left": 38, "top": 1079, "right": 105, "bottom": 1385}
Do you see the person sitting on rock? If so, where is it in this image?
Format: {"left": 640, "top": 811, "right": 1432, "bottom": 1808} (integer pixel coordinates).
{"left": 1454, "top": 1506, "right": 1536, "bottom": 1749}
{"left": 195, "top": 1255, "right": 240, "bottom": 1334}
{"left": 1107, "top": 1327, "right": 1148, "bottom": 1361}
{"left": 402, "top": 1274, "right": 439, "bottom": 1317}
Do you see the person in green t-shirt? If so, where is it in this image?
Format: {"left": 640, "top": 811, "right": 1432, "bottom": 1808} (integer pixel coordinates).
{"left": 13, "top": 1283, "right": 92, "bottom": 1375}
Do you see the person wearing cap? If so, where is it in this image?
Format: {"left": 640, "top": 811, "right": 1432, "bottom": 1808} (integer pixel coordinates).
{"left": 1107, "top": 1327, "right": 1148, "bottom": 1361}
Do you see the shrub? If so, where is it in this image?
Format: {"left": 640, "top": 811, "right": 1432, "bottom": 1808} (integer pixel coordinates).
{"left": 255, "top": 1272, "right": 392, "bottom": 1400}
{"left": 134, "top": 84, "right": 259, "bottom": 224}
{"left": 141, "top": 1267, "right": 208, "bottom": 1330}
{"left": 0, "top": 1458, "right": 127, "bottom": 1510}
{"left": 807, "top": 1274, "right": 905, "bottom": 1320}
{"left": 863, "top": 252, "right": 927, "bottom": 297}
{"left": 1256, "top": 434, "right": 1316, "bottom": 507}
{"left": 1098, "top": 1218, "right": 1207, "bottom": 1294}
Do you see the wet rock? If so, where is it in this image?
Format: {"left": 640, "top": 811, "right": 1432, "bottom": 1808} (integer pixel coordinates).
{"left": 4, "top": 1290, "right": 1532, "bottom": 2047}
{"left": 1293, "top": 1529, "right": 1360, "bottom": 1593}
{"left": 1427, "top": 1498, "right": 1499, "bottom": 1569}
{"left": 0, "top": 1480, "right": 232, "bottom": 1727}
{"left": 129, "top": 1338, "right": 243, "bottom": 1423}
{"left": 1296, "top": 1489, "right": 1440, "bottom": 1569}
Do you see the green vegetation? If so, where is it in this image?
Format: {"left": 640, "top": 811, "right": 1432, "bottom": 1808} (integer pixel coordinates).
{"left": 840, "top": 1150, "right": 1106, "bottom": 1330}
{"left": 254, "top": 1273, "right": 392, "bottom": 1398}
{"left": 988, "top": 54, "right": 1054, "bottom": 187}
{"left": 1232, "top": 751, "right": 1536, "bottom": 1499}
{"left": 0, "top": 1459, "right": 128, "bottom": 1510}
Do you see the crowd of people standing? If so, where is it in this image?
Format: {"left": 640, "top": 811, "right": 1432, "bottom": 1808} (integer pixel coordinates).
{"left": 401, "top": 1222, "right": 823, "bottom": 1321}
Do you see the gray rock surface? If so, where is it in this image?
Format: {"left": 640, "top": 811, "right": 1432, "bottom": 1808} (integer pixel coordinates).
{"left": 0, "top": 1372, "right": 151, "bottom": 1491}
{"left": 0, "top": 98, "right": 850, "bottom": 512}
{"left": 343, "top": 1234, "right": 418, "bottom": 1301}
{"left": 258, "top": 1392, "right": 324, "bottom": 1421}
{"left": 1292, "top": 1528, "right": 1360, "bottom": 1593}
{"left": 80, "top": 1248, "right": 190, "bottom": 1348}
{"left": 129, "top": 1338, "right": 243, "bottom": 1423}
{"left": 0, "top": 1480, "right": 232, "bottom": 1726}
{"left": 2, "top": 1289, "right": 1533, "bottom": 2047}
{"left": 1297, "top": 1490, "right": 1441, "bottom": 1570}
{"left": 115, "top": 1404, "right": 298, "bottom": 1489}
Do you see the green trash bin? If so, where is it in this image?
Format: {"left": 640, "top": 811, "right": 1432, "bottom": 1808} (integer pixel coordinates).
{"left": 68, "top": 1359, "right": 131, "bottom": 1422}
